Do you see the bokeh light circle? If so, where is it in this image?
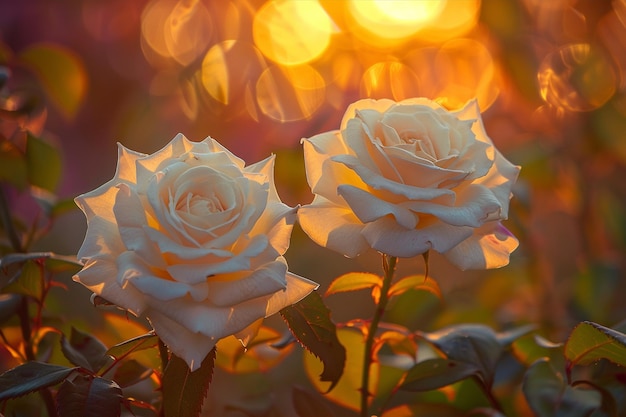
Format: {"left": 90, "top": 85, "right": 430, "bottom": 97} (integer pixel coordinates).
{"left": 253, "top": 0, "right": 334, "bottom": 66}
{"left": 201, "top": 41, "right": 267, "bottom": 105}
{"left": 256, "top": 64, "right": 326, "bottom": 122}
{"left": 538, "top": 43, "right": 617, "bottom": 112}
{"left": 360, "top": 61, "right": 420, "bottom": 101}
{"left": 349, "top": 0, "right": 446, "bottom": 40}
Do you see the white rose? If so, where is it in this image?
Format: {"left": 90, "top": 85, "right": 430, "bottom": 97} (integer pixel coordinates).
{"left": 298, "top": 98, "right": 520, "bottom": 269}
{"left": 74, "top": 134, "right": 317, "bottom": 370}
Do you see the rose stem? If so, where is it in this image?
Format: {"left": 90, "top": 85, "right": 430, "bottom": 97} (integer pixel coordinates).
{"left": 360, "top": 254, "right": 397, "bottom": 417}
{"left": 1, "top": 187, "right": 56, "bottom": 416}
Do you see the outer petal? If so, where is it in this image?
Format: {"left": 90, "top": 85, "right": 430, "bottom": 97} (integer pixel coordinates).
{"left": 443, "top": 222, "right": 519, "bottom": 270}
{"left": 74, "top": 258, "right": 147, "bottom": 315}
{"left": 298, "top": 196, "right": 370, "bottom": 258}
{"left": 206, "top": 259, "right": 288, "bottom": 307}
{"left": 147, "top": 309, "right": 217, "bottom": 371}
{"left": 362, "top": 216, "right": 473, "bottom": 257}
{"left": 265, "top": 271, "right": 319, "bottom": 316}
{"left": 337, "top": 184, "right": 417, "bottom": 229}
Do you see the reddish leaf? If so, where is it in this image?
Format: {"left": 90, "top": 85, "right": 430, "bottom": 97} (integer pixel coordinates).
{"left": 162, "top": 347, "right": 216, "bottom": 417}
{"left": 57, "top": 374, "right": 122, "bottom": 417}
{"left": 61, "top": 327, "right": 108, "bottom": 372}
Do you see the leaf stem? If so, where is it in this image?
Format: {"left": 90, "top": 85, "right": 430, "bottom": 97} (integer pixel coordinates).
{"left": 360, "top": 255, "right": 397, "bottom": 417}
{"left": 473, "top": 375, "right": 505, "bottom": 414}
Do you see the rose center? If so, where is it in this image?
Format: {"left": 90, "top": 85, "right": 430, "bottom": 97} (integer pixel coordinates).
{"left": 176, "top": 192, "right": 223, "bottom": 216}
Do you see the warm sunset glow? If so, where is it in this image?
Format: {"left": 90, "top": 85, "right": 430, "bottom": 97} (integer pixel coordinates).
{"left": 253, "top": 0, "right": 334, "bottom": 66}
{"left": 201, "top": 41, "right": 266, "bottom": 105}
{"left": 256, "top": 64, "right": 326, "bottom": 122}
{"left": 349, "top": 0, "right": 446, "bottom": 40}
{"left": 360, "top": 61, "right": 420, "bottom": 101}
{"left": 141, "top": 0, "right": 212, "bottom": 65}
{"left": 538, "top": 43, "right": 617, "bottom": 112}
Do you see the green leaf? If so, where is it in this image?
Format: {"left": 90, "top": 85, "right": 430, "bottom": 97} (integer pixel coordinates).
{"left": 512, "top": 334, "right": 564, "bottom": 368}
{"left": 292, "top": 385, "right": 334, "bottom": 417}
{"left": 388, "top": 275, "right": 441, "bottom": 299}
{"left": 162, "top": 347, "right": 216, "bottom": 417}
{"left": 523, "top": 359, "right": 601, "bottom": 417}
{"left": 280, "top": 291, "right": 346, "bottom": 392}
{"left": 325, "top": 272, "right": 382, "bottom": 296}
{"left": 400, "top": 358, "right": 480, "bottom": 392}
{"left": 20, "top": 42, "right": 87, "bottom": 119}
{"left": 0, "top": 139, "right": 28, "bottom": 190}
{"left": 61, "top": 327, "right": 108, "bottom": 372}
{"left": 57, "top": 374, "right": 122, "bottom": 417}
{"left": 112, "top": 359, "right": 153, "bottom": 388}
{"left": 106, "top": 333, "right": 159, "bottom": 361}
{"left": 419, "top": 325, "right": 503, "bottom": 387}
{"left": 2, "top": 260, "right": 44, "bottom": 299}
{"left": 26, "top": 132, "right": 62, "bottom": 192}
{"left": 565, "top": 321, "right": 626, "bottom": 367}
{"left": 0, "top": 361, "right": 77, "bottom": 400}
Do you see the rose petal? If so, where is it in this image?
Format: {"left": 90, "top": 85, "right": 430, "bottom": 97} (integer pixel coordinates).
{"left": 76, "top": 215, "right": 125, "bottom": 262}
{"left": 265, "top": 271, "right": 319, "bottom": 316}
{"left": 403, "top": 184, "right": 502, "bottom": 227}
{"left": 206, "top": 259, "right": 288, "bottom": 307}
{"left": 333, "top": 154, "right": 456, "bottom": 203}
{"left": 298, "top": 196, "right": 370, "bottom": 258}
{"left": 147, "top": 309, "right": 217, "bottom": 371}
{"left": 165, "top": 234, "right": 270, "bottom": 281}
{"left": 362, "top": 216, "right": 473, "bottom": 257}
{"left": 337, "top": 184, "right": 417, "bottom": 229}
{"left": 118, "top": 251, "right": 209, "bottom": 301}
{"left": 443, "top": 222, "right": 519, "bottom": 270}
{"left": 74, "top": 258, "right": 147, "bottom": 315}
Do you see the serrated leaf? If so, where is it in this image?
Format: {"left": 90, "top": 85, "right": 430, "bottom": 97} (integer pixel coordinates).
{"left": 61, "top": 327, "right": 108, "bottom": 372}
{"left": 303, "top": 328, "right": 377, "bottom": 411}
{"left": 388, "top": 275, "right": 441, "bottom": 299}
{"left": 325, "top": 272, "right": 382, "bottom": 296}
{"left": 292, "top": 385, "right": 334, "bottom": 417}
{"left": 20, "top": 42, "right": 87, "bottom": 119}
{"left": 419, "top": 325, "right": 502, "bottom": 387}
{"left": 400, "top": 358, "right": 480, "bottom": 391}
{"left": 523, "top": 359, "right": 602, "bottom": 417}
{"left": 25, "top": 132, "right": 61, "bottom": 192}
{"left": 280, "top": 292, "right": 346, "bottom": 392}
{"left": 112, "top": 359, "right": 152, "bottom": 388}
{"left": 105, "top": 333, "right": 158, "bottom": 361}
{"left": 57, "top": 374, "right": 122, "bottom": 417}
{"left": 565, "top": 321, "right": 626, "bottom": 367}
{"left": 162, "top": 347, "right": 216, "bottom": 417}
{"left": 0, "top": 361, "right": 77, "bottom": 400}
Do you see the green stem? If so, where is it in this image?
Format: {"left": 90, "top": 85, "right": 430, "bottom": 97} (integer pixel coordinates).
{"left": 360, "top": 255, "right": 397, "bottom": 417}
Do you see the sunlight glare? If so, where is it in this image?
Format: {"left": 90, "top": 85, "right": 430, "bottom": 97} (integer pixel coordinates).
{"left": 253, "top": 0, "right": 334, "bottom": 66}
